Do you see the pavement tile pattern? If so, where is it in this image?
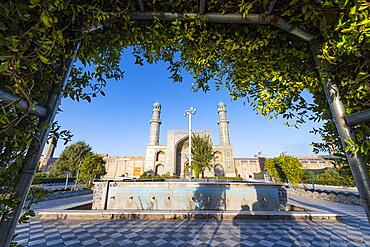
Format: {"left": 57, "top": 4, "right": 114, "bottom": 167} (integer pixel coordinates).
{"left": 14, "top": 197, "right": 370, "bottom": 247}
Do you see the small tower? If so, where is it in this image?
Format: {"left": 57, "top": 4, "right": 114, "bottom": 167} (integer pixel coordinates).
{"left": 39, "top": 138, "right": 57, "bottom": 172}
{"left": 44, "top": 139, "right": 57, "bottom": 160}
{"left": 217, "top": 102, "right": 230, "bottom": 146}
{"left": 149, "top": 102, "right": 161, "bottom": 145}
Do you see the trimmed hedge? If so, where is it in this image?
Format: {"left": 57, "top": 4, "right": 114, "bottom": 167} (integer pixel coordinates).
{"left": 32, "top": 177, "right": 75, "bottom": 185}
{"left": 302, "top": 168, "right": 355, "bottom": 187}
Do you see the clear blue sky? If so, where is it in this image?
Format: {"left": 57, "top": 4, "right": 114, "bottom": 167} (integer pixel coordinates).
{"left": 53, "top": 50, "right": 324, "bottom": 158}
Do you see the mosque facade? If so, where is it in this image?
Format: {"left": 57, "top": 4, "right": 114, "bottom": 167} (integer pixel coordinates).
{"left": 39, "top": 102, "right": 335, "bottom": 179}
{"left": 99, "top": 102, "right": 334, "bottom": 180}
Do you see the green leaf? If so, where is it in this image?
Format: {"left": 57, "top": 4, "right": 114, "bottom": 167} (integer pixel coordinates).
{"left": 40, "top": 11, "right": 52, "bottom": 27}
{"left": 0, "top": 22, "right": 5, "bottom": 31}
{"left": 338, "top": 0, "right": 349, "bottom": 9}
{"left": 38, "top": 54, "right": 50, "bottom": 64}
{"left": 0, "top": 62, "right": 8, "bottom": 72}
{"left": 341, "top": 28, "right": 352, "bottom": 33}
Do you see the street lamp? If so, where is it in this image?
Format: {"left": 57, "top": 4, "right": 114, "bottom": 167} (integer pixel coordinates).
{"left": 184, "top": 106, "right": 196, "bottom": 178}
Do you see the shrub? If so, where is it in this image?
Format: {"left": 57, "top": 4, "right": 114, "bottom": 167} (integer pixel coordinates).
{"left": 265, "top": 156, "right": 304, "bottom": 186}
{"left": 51, "top": 141, "right": 93, "bottom": 177}
{"left": 32, "top": 172, "right": 68, "bottom": 184}
{"left": 303, "top": 168, "right": 356, "bottom": 187}
{"left": 76, "top": 154, "right": 106, "bottom": 188}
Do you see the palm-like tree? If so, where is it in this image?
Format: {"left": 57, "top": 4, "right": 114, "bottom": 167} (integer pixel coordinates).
{"left": 191, "top": 134, "right": 214, "bottom": 178}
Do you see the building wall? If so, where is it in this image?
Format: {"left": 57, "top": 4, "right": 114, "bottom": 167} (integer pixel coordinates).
{"left": 297, "top": 156, "right": 335, "bottom": 170}
{"left": 234, "top": 158, "right": 265, "bottom": 179}
{"left": 102, "top": 155, "right": 145, "bottom": 179}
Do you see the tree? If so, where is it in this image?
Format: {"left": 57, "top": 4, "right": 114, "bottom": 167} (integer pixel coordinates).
{"left": 191, "top": 134, "right": 214, "bottom": 179}
{"left": 51, "top": 141, "right": 92, "bottom": 177}
{"left": 265, "top": 156, "right": 304, "bottom": 186}
{"left": 76, "top": 154, "right": 105, "bottom": 188}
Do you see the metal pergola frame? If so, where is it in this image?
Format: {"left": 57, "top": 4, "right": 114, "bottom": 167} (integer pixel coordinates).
{"left": 0, "top": 1, "right": 369, "bottom": 246}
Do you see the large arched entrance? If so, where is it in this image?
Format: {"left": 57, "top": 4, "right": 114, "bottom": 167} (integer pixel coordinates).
{"left": 175, "top": 137, "right": 189, "bottom": 177}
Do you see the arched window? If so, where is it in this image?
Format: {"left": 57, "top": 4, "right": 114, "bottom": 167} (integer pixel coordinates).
{"left": 156, "top": 151, "right": 166, "bottom": 162}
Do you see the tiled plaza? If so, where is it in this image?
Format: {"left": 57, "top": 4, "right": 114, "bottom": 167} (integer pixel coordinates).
{"left": 14, "top": 196, "right": 370, "bottom": 247}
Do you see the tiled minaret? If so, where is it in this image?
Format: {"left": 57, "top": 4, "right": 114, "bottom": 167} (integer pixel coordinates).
{"left": 217, "top": 102, "right": 230, "bottom": 146}
{"left": 39, "top": 138, "right": 57, "bottom": 172}
{"left": 149, "top": 102, "right": 161, "bottom": 145}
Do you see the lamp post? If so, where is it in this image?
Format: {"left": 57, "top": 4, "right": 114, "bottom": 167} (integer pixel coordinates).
{"left": 184, "top": 106, "right": 196, "bottom": 178}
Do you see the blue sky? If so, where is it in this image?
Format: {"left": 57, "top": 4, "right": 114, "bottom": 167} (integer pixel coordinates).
{"left": 53, "top": 51, "right": 323, "bottom": 158}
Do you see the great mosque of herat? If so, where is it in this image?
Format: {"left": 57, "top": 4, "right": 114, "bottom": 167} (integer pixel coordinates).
{"left": 100, "top": 102, "right": 334, "bottom": 179}
{"left": 39, "top": 102, "right": 334, "bottom": 179}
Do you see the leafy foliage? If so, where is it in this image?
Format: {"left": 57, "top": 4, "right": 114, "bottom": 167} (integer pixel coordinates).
{"left": 303, "top": 168, "right": 356, "bottom": 187}
{"left": 0, "top": 0, "right": 369, "bottom": 232}
{"left": 191, "top": 134, "right": 214, "bottom": 178}
{"left": 51, "top": 141, "right": 93, "bottom": 177}
{"left": 140, "top": 172, "right": 179, "bottom": 179}
{"left": 265, "top": 156, "right": 304, "bottom": 186}
{"left": 76, "top": 154, "right": 105, "bottom": 188}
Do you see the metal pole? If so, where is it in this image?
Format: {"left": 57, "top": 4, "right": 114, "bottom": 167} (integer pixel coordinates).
{"left": 0, "top": 41, "right": 81, "bottom": 247}
{"left": 310, "top": 174, "right": 315, "bottom": 190}
{"left": 127, "top": 12, "right": 314, "bottom": 41}
{"left": 189, "top": 113, "right": 192, "bottom": 178}
{"left": 346, "top": 109, "right": 370, "bottom": 126}
{"left": 184, "top": 107, "right": 196, "bottom": 179}
{"left": 0, "top": 89, "right": 47, "bottom": 118}
{"left": 64, "top": 173, "right": 69, "bottom": 190}
{"left": 310, "top": 42, "right": 370, "bottom": 222}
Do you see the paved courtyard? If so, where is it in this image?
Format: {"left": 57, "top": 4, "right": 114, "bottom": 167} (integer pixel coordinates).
{"left": 14, "top": 196, "right": 370, "bottom": 247}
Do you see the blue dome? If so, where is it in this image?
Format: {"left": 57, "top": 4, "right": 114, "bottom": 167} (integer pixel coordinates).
{"left": 218, "top": 102, "right": 225, "bottom": 107}
{"left": 153, "top": 102, "right": 161, "bottom": 107}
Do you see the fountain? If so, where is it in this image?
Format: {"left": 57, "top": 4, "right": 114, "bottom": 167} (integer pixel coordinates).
{"left": 92, "top": 180, "right": 287, "bottom": 211}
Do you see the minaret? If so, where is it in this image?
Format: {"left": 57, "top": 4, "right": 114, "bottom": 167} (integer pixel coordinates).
{"left": 149, "top": 102, "right": 161, "bottom": 145}
{"left": 39, "top": 138, "right": 57, "bottom": 172}
{"left": 44, "top": 139, "right": 57, "bottom": 160}
{"left": 217, "top": 102, "right": 230, "bottom": 146}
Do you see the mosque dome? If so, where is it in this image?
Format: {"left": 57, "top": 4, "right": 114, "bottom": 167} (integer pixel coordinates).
{"left": 218, "top": 102, "right": 225, "bottom": 107}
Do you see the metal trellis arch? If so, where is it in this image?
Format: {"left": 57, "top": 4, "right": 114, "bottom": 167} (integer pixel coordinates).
{"left": 0, "top": 1, "right": 369, "bottom": 246}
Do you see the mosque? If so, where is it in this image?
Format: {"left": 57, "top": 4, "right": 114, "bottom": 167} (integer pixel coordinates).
{"left": 39, "top": 102, "right": 335, "bottom": 179}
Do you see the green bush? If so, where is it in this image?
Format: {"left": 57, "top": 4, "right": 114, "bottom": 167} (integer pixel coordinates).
{"left": 139, "top": 172, "right": 153, "bottom": 179}
{"left": 253, "top": 171, "right": 266, "bottom": 180}
{"left": 51, "top": 141, "right": 93, "bottom": 177}
{"left": 303, "top": 168, "right": 356, "bottom": 187}
{"left": 265, "top": 156, "right": 304, "bottom": 186}
{"left": 76, "top": 154, "right": 106, "bottom": 188}
{"left": 32, "top": 172, "right": 69, "bottom": 184}
{"left": 140, "top": 172, "right": 179, "bottom": 179}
